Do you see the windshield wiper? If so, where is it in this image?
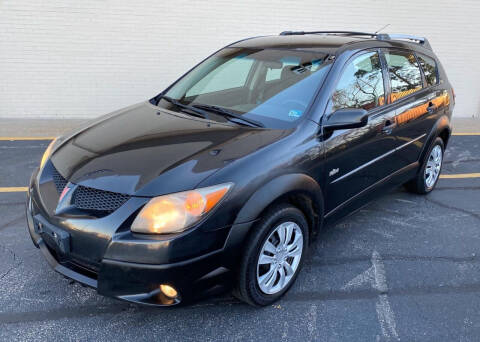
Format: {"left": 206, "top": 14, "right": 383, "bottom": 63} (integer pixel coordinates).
{"left": 157, "top": 95, "right": 209, "bottom": 120}
{"left": 191, "top": 104, "right": 265, "bottom": 128}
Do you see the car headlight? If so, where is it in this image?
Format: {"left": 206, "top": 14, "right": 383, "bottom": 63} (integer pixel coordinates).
{"left": 131, "top": 183, "right": 233, "bottom": 234}
{"left": 40, "top": 138, "right": 58, "bottom": 170}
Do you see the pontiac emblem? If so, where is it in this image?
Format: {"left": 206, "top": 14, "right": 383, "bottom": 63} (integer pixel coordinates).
{"left": 59, "top": 185, "right": 70, "bottom": 202}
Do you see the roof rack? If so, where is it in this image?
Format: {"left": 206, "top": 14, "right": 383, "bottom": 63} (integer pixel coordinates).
{"left": 384, "top": 34, "right": 432, "bottom": 50}
{"left": 279, "top": 31, "right": 432, "bottom": 50}
{"left": 279, "top": 30, "right": 377, "bottom": 37}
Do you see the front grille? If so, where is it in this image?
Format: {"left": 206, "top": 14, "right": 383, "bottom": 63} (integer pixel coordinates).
{"left": 72, "top": 185, "right": 130, "bottom": 213}
{"left": 50, "top": 164, "right": 130, "bottom": 216}
{"left": 52, "top": 167, "right": 67, "bottom": 194}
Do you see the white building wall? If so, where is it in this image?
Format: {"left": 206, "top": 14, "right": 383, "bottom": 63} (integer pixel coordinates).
{"left": 0, "top": 0, "right": 478, "bottom": 119}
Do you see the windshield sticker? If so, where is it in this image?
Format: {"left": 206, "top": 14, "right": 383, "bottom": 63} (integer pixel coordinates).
{"left": 310, "top": 59, "right": 323, "bottom": 71}
{"left": 288, "top": 109, "right": 303, "bottom": 118}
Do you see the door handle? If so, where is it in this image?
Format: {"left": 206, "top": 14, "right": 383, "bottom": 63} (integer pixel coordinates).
{"left": 382, "top": 119, "right": 396, "bottom": 134}
{"left": 427, "top": 102, "right": 436, "bottom": 113}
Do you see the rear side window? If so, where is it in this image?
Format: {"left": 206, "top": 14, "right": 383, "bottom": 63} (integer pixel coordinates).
{"left": 331, "top": 51, "right": 385, "bottom": 112}
{"left": 417, "top": 54, "right": 438, "bottom": 86}
{"left": 385, "top": 51, "right": 422, "bottom": 102}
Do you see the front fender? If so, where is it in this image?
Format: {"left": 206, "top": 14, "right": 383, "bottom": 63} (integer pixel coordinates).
{"left": 221, "top": 174, "right": 324, "bottom": 266}
{"left": 234, "top": 173, "right": 324, "bottom": 224}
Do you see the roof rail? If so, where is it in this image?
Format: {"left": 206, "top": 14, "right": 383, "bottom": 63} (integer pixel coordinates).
{"left": 279, "top": 31, "right": 432, "bottom": 50}
{"left": 383, "top": 34, "right": 432, "bottom": 50}
{"left": 279, "top": 31, "right": 377, "bottom": 37}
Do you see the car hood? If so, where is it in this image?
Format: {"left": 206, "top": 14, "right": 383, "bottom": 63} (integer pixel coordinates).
{"left": 51, "top": 102, "right": 290, "bottom": 197}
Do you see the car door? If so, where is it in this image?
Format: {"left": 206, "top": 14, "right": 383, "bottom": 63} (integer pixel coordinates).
{"left": 323, "top": 50, "right": 401, "bottom": 214}
{"left": 382, "top": 49, "right": 444, "bottom": 167}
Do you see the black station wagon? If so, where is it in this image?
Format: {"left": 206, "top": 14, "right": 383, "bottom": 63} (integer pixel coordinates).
{"left": 26, "top": 31, "right": 454, "bottom": 306}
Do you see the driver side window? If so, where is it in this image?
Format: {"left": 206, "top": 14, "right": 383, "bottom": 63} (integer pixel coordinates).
{"left": 332, "top": 51, "right": 385, "bottom": 112}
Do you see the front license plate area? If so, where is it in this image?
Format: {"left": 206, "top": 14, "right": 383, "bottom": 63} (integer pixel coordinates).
{"left": 34, "top": 217, "right": 71, "bottom": 255}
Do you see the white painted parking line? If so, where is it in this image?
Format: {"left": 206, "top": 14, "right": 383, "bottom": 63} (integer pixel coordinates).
{"left": 343, "top": 251, "right": 399, "bottom": 341}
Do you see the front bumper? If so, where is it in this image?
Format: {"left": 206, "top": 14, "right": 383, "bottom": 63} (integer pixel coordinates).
{"left": 26, "top": 180, "right": 254, "bottom": 306}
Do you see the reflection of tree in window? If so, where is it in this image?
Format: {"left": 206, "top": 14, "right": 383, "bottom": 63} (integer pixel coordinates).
{"left": 332, "top": 52, "right": 384, "bottom": 112}
{"left": 417, "top": 54, "right": 437, "bottom": 87}
{"left": 385, "top": 52, "right": 422, "bottom": 102}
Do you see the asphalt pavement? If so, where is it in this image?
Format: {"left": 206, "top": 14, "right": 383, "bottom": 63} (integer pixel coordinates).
{"left": 0, "top": 134, "right": 479, "bottom": 341}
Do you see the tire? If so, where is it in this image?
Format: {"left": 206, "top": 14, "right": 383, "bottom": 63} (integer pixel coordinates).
{"left": 404, "top": 137, "right": 444, "bottom": 194}
{"left": 234, "top": 203, "right": 309, "bottom": 306}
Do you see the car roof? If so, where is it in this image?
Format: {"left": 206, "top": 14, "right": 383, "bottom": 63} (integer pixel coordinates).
{"left": 229, "top": 34, "right": 434, "bottom": 57}
{"left": 230, "top": 34, "right": 365, "bottom": 54}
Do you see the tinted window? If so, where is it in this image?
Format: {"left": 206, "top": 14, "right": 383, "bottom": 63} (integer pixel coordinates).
{"left": 265, "top": 66, "right": 282, "bottom": 82}
{"left": 187, "top": 57, "right": 254, "bottom": 96}
{"left": 161, "top": 48, "right": 330, "bottom": 128}
{"left": 332, "top": 51, "right": 385, "bottom": 112}
{"left": 265, "top": 60, "right": 303, "bottom": 82}
{"left": 385, "top": 51, "right": 422, "bottom": 102}
{"left": 417, "top": 54, "right": 438, "bottom": 86}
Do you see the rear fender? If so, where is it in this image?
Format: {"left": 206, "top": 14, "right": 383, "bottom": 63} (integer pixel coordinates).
{"left": 419, "top": 114, "right": 451, "bottom": 165}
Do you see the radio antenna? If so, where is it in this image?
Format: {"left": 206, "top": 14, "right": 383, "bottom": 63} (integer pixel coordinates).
{"left": 375, "top": 24, "right": 390, "bottom": 34}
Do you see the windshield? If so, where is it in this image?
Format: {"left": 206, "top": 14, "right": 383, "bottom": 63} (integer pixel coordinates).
{"left": 153, "top": 48, "right": 331, "bottom": 128}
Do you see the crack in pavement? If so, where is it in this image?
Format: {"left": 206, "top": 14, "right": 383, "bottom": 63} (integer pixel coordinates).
{"left": 307, "top": 253, "right": 480, "bottom": 266}
{"left": 2, "top": 281, "right": 480, "bottom": 324}
{"left": 443, "top": 158, "right": 480, "bottom": 165}
{"left": 0, "top": 216, "right": 24, "bottom": 231}
{"left": 436, "top": 186, "right": 480, "bottom": 191}
{"left": 0, "top": 244, "right": 22, "bottom": 280}
{"left": 424, "top": 196, "right": 480, "bottom": 221}
{"left": 0, "top": 262, "right": 22, "bottom": 281}
{"left": 289, "top": 281, "right": 480, "bottom": 303}
{"left": 359, "top": 207, "right": 409, "bottom": 217}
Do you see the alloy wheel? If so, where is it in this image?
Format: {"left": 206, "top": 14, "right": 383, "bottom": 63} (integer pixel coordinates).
{"left": 256, "top": 221, "right": 304, "bottom": 295}
{"left": 425, "top": 145, "right": 443, "bottom": 188}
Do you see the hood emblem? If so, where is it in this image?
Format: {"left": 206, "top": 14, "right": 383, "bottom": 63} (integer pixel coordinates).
{"left": 55, "top": 183, "right": 76, "bottom": 215}
{"left": 59, "top": 185, "right": 71, "bottom": 202}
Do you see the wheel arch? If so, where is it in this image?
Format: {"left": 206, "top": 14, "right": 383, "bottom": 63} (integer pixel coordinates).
{"left": 419, "top": 114, "right": 451, "bottom": 164}
{"left": 235, "top": 174, "right": 324, "bottom": 227}
{"left": 222, "top": 174, "right": 324, "bottom": 267}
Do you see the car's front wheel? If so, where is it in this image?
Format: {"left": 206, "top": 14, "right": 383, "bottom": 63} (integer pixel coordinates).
{"left": 405, "top": 137, "right": 444, "bottom": 194}
{"left": 234, "top": 204, "right": 309, "bottom": 306}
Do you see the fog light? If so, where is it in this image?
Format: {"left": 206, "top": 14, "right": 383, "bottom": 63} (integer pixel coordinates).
{"left": 159, "top": 284, "right": 178, "bottom": 298}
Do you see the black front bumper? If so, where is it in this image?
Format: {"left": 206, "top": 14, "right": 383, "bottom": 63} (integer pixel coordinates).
{"left": 26, "top": 186, "right": 254, "bottom": 306}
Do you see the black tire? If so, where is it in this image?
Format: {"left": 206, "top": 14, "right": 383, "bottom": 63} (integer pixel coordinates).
{"left": 404, "top": 137, "right": 444, "bottom": 194}
{"left": 234, "top": 203, "right": 309, "bottom": 306}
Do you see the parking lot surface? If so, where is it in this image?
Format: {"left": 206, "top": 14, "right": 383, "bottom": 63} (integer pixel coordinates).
{"left": 0, "top": 134, "right": 479, "bottom": 341}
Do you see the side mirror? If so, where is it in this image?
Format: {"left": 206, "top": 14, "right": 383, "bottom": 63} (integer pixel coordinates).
{"left": 323, "top": 108, "right": 369, "bottom": 131}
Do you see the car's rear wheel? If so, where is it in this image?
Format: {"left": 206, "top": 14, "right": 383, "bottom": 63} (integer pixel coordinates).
{"left": 405, "top": 137, "right": 444, "bottom": 194}
{"left": 234, "top": 204, "right": 308, "bottom": 306}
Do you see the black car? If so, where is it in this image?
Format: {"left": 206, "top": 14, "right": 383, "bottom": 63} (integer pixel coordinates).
{"left": 26, "top": 31, "right": 454, "bottom": 306}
